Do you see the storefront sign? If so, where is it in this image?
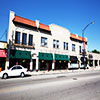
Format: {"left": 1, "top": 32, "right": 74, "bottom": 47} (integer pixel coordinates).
{"left": 54, "top": 54, "right": 69, "bottom": 61}
{"left": 9, "top": 50, "right": 31, "bottom": 59}
{"left": 39, "top": 52, "right": 53, "bottom": 60}
{"left": 0, "top": 42, "right": 7, "bottom": 49}
{"left": 0, "top": 50, "right": 7, "bottom": 57}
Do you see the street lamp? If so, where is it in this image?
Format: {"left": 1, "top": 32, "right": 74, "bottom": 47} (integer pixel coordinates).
{"left": 82, "top": 21, "right": 94, "bottom": 69}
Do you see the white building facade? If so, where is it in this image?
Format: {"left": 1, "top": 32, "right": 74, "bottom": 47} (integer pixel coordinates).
{"left": 7, "top": 11, "right": 88, "bottom": 71}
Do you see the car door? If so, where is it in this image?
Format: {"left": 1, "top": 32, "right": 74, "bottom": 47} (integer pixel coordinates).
{"left": 16, "top": 66, "right": 23, "bottom": 76}
{"left": 10, "top": 66, "right": 18, "bottom": 76}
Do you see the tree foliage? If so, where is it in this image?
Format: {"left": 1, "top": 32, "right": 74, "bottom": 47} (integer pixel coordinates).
{"left": 92, "top": 49, "right": 100, "bottom": 54}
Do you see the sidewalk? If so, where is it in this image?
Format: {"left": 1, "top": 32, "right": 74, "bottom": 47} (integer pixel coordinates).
{"left": 28, "top": 67, "right": 100, "bottom": 76}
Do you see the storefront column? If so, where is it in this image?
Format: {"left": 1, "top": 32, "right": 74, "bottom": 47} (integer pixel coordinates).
{"left": 30, "top": 58, "right": 33, "bottom": 71}
{"left": 52, "top": 53, "right": 55, "bottom": 70}
{"left": 97, "top": 60, "right": 99, "bottom": 67}
{"left": 78, "top": 59, "right": 81, "bottom": 69}
{"left": 93, "top": 60, "right": 95, "bottom": 67}
{"left": 52, "top": 61, "right": 55, "bottom": 70}
{"left": 99, "top": 60, "right": 100, "bottom": 66}
{"left": 6, "top": 57, "right": 9, "bottom": 70}
{"left": 36, "top": 57, "right": 39, "bottom": 71}
{"left": 68, "top": 62, "right": 70, "bottom": 69}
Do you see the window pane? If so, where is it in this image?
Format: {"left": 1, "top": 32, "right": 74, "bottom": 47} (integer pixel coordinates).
{"left": 64, "top": 42, "right": 66, "bottom": 50}
{"left": 15, "top": 31, "right": 20, "bottom": 44}
{"left": 72, "top": 44, "right": 75, "bottom": 51}
{"left": 17, "top": 66, "right": 22, "bottom": 69}
{"left": 79, "top": 46, "right": 81, "bottom": 53}
{"left": 22, "top": 33, "right": 27, "bottom": 45}
{"left": 57, "top": 40, "right": 59, "bottom": 48}
{"left": 41, "top": 37, "right": 47, "bottom": 47}
{"left": 53, "top": 40, "right": 56, "bottom": 48}
{"left": 29, "top": 34, "right": 33, "bottom": 46}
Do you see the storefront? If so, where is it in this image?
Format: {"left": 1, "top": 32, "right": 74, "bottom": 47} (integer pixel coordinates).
{"left": 38, "top": 52, "right": 53, "bottom": 71}
{"left": 88, "top": 59, "right": 93, "bottom": 67}
{"left": 81, "top": 57, "right": 88, "bottom": 65}
{"left": 0, "top": 49, "right": 7, "bottom": 71}
{"left": 70, "top": 56, "right": 78, "bottom": 63}
{"left": 69, "top": 56, "right": 79, "bottom": 69}
{"left": 9, "top": 50, "right": 31, "bottom": 70}
{"left": 54, "top": 54, "right": 69, "bottom": 70}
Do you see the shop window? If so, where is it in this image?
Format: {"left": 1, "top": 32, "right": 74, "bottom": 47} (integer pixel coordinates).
{"left": 72, "top": 44, "right": 75, "bottom": 51}
{"left": 22, "top": 33, "right": 27, "bottom": 45}
{"left": 64, "top": 42, "right": 68, "bottom": 50}
{"left": 15, "top": 31, "right": 20, "bottom": 44}
{"left": 28, "top": 34, "right": 33, "bottom": 46}
{"left": 41, "top": 37, "right": 47, "bottom": 47}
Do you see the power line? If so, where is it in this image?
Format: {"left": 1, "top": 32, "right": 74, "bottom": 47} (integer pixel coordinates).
{"left": 0, "top": 29, "right": 7, "bottom": 41}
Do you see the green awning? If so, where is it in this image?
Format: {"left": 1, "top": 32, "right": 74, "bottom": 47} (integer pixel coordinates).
{"left": 54, "top": 54, "right": 69, "bottom": 61}
{"left": 9, "top": 50, "right": 31, "bottom": 59}
{"left": 39, "top": 52, "right": 53, "bottom": 60}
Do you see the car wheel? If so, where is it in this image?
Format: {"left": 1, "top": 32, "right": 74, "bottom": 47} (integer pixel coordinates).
{"left": 20, "top": 72, "right": 25, "bottom": 78}
{"left": 2, "top": 73, "right": 8, "bottom": 79}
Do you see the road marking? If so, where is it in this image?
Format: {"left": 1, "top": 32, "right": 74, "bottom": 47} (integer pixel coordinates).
{"left": 0, "top": 86, "right": 25, "bottom": 93}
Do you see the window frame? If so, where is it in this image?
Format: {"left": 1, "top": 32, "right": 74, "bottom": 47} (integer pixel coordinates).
{"left": 41, "top": 37, "right": 48, "bottom": 47}
{"left": 28, "top": 34, "right": 33, "bottom": 46}
{"left": 22, "top": 33, "right": 27, "bottom": 45}
{"left": 53, "top": 39, "right": 59, "bottom": 49}
{"left": 79, "top": 46, "right": 82, "bottom": 53}
{"left": 64, "top": 42, "right": 68, "bottom": 50}
{"left": 72, "top": 44, "right": 75, "bottom": 51}
{"left": 15, "top": 31, "right": 20, "bottom": 44}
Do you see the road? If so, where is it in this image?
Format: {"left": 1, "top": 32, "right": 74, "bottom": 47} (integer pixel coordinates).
{"left": 0, "top": 70, "right": 100, "bottom": 100}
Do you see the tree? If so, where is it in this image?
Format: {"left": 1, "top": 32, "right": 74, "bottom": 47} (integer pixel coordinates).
{"left": 92, "top": 49, "right": 100, "bottom": 54}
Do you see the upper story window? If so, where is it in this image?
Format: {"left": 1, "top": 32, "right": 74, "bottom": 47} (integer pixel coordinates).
{"left": 53, "top": 39, "right": 59, "bottom": 49}
{"left": 57, "top": 40, "right": 59, "bottom": 48}
{"left": 28, "top": 34, "right": 33, "bottom": 46}
{"left": 79, "top": 46, "right": 82, "bottom": 53}
{"left": 22, "top": 33, "right": 27, "bottom": 45}
{"left": 53, "top": 40, "right": 56, "bottom": 48}
{"left": 15, "top": 31, "right": 20, "bottom": 44}
{"left": 64, "top": 42, "right": 68, "bottom": 50}
{"left": 41, "top": 37, "right": 47, "bottom": 47}
{"left": 72, "top": 44, "right": 75, "bottom": 51}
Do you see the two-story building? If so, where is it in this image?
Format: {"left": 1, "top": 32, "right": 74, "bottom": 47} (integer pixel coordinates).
{"left": 7, "top": 11, "right": 88, "bottom": 71}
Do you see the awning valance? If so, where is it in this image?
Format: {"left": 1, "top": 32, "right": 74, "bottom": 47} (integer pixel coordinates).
{"left": 39, "top": 52, "right": 53, "bottom": 60}
{"left": 9, "top": 50, "right": 31, "bottom": 59}
{"left": 54, "top": 54, "right": 69, "bottom": 61}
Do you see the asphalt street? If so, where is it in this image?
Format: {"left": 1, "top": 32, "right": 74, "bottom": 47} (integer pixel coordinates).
{"left": 0, "top": 70, "right": 100, "bottom": 100}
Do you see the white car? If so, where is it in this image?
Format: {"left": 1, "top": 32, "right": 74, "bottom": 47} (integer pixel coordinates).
{"left": 0, "top": 65, "right": 28, "bottom": 79}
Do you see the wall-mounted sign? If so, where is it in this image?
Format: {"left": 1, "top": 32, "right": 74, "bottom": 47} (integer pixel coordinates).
{"left": 0, "top": 42, "right": 7, "bottom": 49}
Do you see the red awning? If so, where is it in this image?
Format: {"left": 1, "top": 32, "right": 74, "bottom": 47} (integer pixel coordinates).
{"left": 0, "top": 50, "right": 7, "bottom": 57}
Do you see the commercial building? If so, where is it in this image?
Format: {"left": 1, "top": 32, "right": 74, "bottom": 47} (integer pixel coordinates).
{"left": 7, "top": 11, "right": 88, "bottom": 71}
{"left": 88, "top": 52, "right": 100, "bottom": 67}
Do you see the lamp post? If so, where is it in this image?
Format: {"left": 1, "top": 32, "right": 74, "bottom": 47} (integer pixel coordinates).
{"left": 82, "top": 21, "right": 94, "bottom": 69}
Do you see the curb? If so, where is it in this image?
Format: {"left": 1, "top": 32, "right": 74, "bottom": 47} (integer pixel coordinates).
{"left": 28, "top": 67, "right": 100, "bottom": 76}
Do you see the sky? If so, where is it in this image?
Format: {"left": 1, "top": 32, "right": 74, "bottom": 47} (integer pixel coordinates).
{"left": 0, "top": 0, "right": 100, "bottom": 51}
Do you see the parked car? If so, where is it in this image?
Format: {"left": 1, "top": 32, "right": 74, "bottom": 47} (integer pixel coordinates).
{"left": 0, "top": 65, "right": 28, "bottom": 79}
